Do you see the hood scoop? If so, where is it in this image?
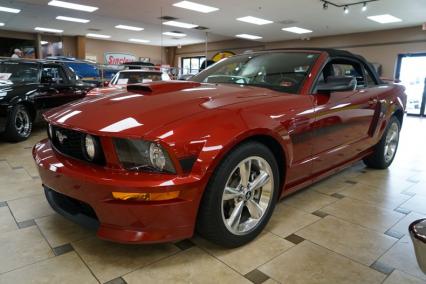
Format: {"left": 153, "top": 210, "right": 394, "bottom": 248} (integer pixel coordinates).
{"left": 127, "top": 81, "right": 201, "bottom": 94}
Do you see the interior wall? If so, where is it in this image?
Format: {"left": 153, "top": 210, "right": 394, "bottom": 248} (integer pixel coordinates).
{"left": 176, "top": 26, "right": 426, "bottom": 78}
{"left": 85, "top": 38, "right": 164, "bottom": 65}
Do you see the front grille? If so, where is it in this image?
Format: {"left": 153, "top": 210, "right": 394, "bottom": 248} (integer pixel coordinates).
{"left": 49, "top": 125, "right": 105, "bottom": 166}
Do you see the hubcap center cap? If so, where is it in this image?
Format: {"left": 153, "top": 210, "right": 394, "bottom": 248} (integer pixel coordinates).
{"left": 243, "top": 190, "right": 252, "bottom": 201}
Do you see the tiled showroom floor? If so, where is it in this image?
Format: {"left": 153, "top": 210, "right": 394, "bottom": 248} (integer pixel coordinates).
{"left": 0, "top": 117, "right": 425, "bottom": 284}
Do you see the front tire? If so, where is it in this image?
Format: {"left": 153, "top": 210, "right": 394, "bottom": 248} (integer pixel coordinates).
{"left": 4, "top": 104, "right": 32, "bottom": 142}
{"left": 196, "top": 142, "right": 280, "bottom": 247}
{"left": 363, "top": 116, "right": 401, "bottom": 169}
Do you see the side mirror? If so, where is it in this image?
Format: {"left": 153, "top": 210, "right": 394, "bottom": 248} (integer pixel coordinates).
{"left": 317, "top": 76, "right": 357, "bottom": 94}
{"left": 103, "top": 81, "right": 110, "bottom": 87}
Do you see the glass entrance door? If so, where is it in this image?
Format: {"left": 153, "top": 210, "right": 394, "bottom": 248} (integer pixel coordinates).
{"left": 396, "top": 54, "right": 426, "bottom": 116}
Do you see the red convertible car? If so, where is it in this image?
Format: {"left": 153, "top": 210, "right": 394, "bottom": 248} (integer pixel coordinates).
{"left": 33, "top": 49, "right": 406, "bottom": 247}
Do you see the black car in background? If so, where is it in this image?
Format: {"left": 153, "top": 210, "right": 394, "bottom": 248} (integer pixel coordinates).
{"left": 0, "top": 59, "right": 95, "bottom": 142}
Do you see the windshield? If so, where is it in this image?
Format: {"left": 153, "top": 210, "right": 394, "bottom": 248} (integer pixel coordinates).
{"left": 113, "top": 71, "right": 169, "bottom": 85}
{"left": 0, "top": 62, "right": 39, "bottom": 84}
{"left": 192, "top": 52, "right": 319, "bottom": 94}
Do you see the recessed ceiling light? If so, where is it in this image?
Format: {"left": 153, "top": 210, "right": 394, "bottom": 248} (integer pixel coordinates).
{"left": 115, "top": 25, "right": 144, "bottom": 31}
{"left": 236, "top": 16, "right": 273, "bottom": 25}
{"left": 129, "top": 38, "right": 150, "bottom": 43}
{"left": 0, "top": 23, "right": 4, "bottom": 27}
{"left": 367, "top": 14, "right": 402, "bottom": 24}
{"left": 282, "top": 27, "right": 312, "bottom": 34}
{"left": 48, "top": 1, "right": 98, "bottom": 12}
{"left": 56, "top": 16, "right": 90, "bottom": 23}
{"left": 41, "top": 41, "right": 49, "bottom": 45}
{"left": 236, "top": 34, "right": 262, "bottom": 40}
{"left": 0, "top": 6, "right": 21, "bottom": 13}
{"left": 35, "top": 27, "right": 63, "bottom": 33}
{"left": 163, "top": 31, "right": 186, "bottom": 37}
{"left": 173, "top": 1, "right": 219, "bottom": 13}
{"left": 86, "top": 33, "right": 111, "bottom": 39}
{"left": 163, "top": 21, "right": 198, "bottom": 29}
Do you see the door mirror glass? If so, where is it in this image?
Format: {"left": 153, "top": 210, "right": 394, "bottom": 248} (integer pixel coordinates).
{"left": 317, "top": 76, "right": 357, "bottom": 94}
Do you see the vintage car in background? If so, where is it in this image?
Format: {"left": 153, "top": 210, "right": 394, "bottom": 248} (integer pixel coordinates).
{"left": 0, "top": 59, "right": 95, "bottom": 142}
{"left": 87, "top": 69, "right": 171, "bottom": 95}
{"left": 34, "top": 49, "right": 406, "bottom": 247}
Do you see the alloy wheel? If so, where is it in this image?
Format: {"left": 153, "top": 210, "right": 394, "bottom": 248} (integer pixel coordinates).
{"left": 384, "top": 122, "right": 399, "bottom": 163}
{"left": 15, "top": 107, "right": 31, "bottom": 137}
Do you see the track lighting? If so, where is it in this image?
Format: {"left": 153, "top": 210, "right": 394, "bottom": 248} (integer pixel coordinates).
{"left": 344, "top": 6, "right": 349, "bottom": 14}
{"left": 362, "top": 2, "right": 367, "bottom": 11}
{"left": 323, "top": 2, "right": 328, "bottom": 10}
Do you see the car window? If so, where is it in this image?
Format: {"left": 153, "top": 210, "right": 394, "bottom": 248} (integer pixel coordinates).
{"left": 41, "top": 66, "right": 68, "bottom": 85}
{"left": 0, "top": 62, "right": 39, "bottom": 84}
{"left": 364, "top": 66, "right": 377, "bottom": 86}
{"left": 192, "top": 52, "right": 320, "bottom": 94}
{"left": 317, "top": 60, "right": 365, "bottom": 90}
{"left": 113, "top": 71, "right": 165, "bottom": 85}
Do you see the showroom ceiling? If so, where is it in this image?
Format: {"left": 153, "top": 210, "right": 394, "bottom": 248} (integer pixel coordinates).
{"left": 0, "top": 0, "right": 424, "bottom": 46}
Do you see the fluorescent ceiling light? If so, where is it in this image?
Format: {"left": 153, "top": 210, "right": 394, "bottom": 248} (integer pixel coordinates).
{"left": 0, "top": 6, "right": 21, "bottom": 13}
{"left": 367, "top": 14, "right": 402, "bottom": 24}
{"left": 236, "top": 34, "right": 262, "bottom": 40}
{"left": 173, "top": 1, "right": 219, "bottom": 13}
{"left": 236, "top": 16, "right": 273, "bottom": 25}
{"left": 56, "top": 16, "right": 90, "bottom": 23}
{"left": 0, "top": 23, "right": 4, "bottom": 27}
{"left": 48, "top": 1, "right": 98, "bottom": 12}
{"left": 163, "top": 21, "right": 198, "bottom": 29}
{"left": 163, "top": 31, "right": 186, "bottom": 37}
{"left": 35, "top": 27, "right": 63, "bottom": 33}
{"left": 282, "top": 27, "right": 312, "bottom": 34}
{"left": 129, "top": 38, "right": 150, "bottom": 43}
{"left": 41, "top": 41, "right": 49, "bottom": 45}
{"left": 115, "top": 25, "right": 144, "bottom": 31}
{"left": 86, "top": 33, "right": 111, "bottom": 39}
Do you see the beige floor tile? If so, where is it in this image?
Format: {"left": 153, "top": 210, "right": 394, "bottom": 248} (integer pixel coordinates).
{"left": 193, "top": 232, "right": 294, "bottom": 274}
{"left": 0, "top": 180, "right": 42, "bottom": 202}
{"left": 124, "top": 247, "right": 250, "bottom": 284}
{"left": 390, "top": 212, "right": 426, "bottom": 236}
{"left": 0, "top": 163, "right": 33, "bottom": 184}
{"left": 339, "top": 182, "right": 411, "bottom": 210}
{"left": 72, "top": 237, "right": 179, "bottom": 283}
{"left": 266, "top": 203, "right": 320, "bottom": 237}
{"left": 35, "top": 214, "right": 94, "bottom": 247}
{"left": 297, "top": 215, "right": 397, "bottom": 266}
{"left": 262, "top": 279, "right": 280, "bottom": 284}
{"left": 259, "top": 241, "right": 386, "bottom": 284}
{"left": 0, "top": 226, "right": 54, "bottom": 273}
{"left": 383, "top": 270, "right": 425, "bottom": 284}
{"left": 322, "top": 197, "right": 405, "bottom": 233}
{"left": 308, "top": 176, "right": 350, "bottom": 195}
{"left": 378, "top": 235, "right": 426, "bottom": 281}
{"left": 399, "top": 195, "right": 426, "bottom": 215}
{"left": 403, "top": 182, "right": 426, "bottom": 197}
{"left": 0, "top": 206, "right": 18, "bottom": 233}
{"left": 0, "top": 252, "right": 97, "bottom": 284}
{"left": 357, "top": 175, "right": 416, "bottom": 194}
{"left": 282, "top": 190, "right": 338, "bottom": 213}
{"left": 7, "top": 194, "right": 54, "bottom": 222}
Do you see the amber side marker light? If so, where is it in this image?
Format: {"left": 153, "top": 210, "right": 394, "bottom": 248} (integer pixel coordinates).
{"left": 112, "top": 191, "right": 180, "bottom": 201}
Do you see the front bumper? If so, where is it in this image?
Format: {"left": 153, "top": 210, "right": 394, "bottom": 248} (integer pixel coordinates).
{"left": 33, "top": 139, "right": 205, "bottom": 244}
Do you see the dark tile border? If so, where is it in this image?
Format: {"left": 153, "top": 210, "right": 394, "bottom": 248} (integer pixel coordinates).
{"left": 401, "top": 191, "right": 416, "bottom": 197}
{"left": 104, "top": 277, "right": 127, "bottom": 284}
{"left": 17, "top": 219, "right": 36, "bottom": 229}
{"left": 331, "top": 193, "right": 345, "bottom": 199}
{"left": 175, "top": 239, "right": 195, "bottom": 251}
{"left": 11, "top": 166, "right": 24, "bottom": 170}
{"left": 52, "top": 243, "right": 74, "bottom": 256}
{"left": 312, "top": 210, "right": 329, "bottom": 218}
{"left": 244, "top": 269, "right": 270, "bottom": 284}
{"left": 370, "top": 260, "right": 394, "bottom": 275}
{"left": 0, "top": 201, "right": 7, "bottom": 207}
{"left": 284, "top": 234, "right": 305, "bottom": 245}
{"left": 384, "top": 229, "right": 405, "bottom": 239}
{"left": 345, "top": 180, "right": 358, "bottom": 185}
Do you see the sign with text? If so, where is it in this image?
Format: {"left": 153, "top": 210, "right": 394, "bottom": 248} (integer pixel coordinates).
{"left": 104, "top": 53, "right": 136, "bottom": 65}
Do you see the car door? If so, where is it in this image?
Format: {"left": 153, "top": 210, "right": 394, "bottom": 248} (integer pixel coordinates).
{"left": 36, "top": 64, "right": 84, "bottom": 109}
{"left": 310, "top": 59, "right": 379, "bottom": 175}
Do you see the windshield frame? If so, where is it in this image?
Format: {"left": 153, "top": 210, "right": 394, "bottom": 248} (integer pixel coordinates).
{"left": 191, "top": 51, "right": 321, "bottom": 94}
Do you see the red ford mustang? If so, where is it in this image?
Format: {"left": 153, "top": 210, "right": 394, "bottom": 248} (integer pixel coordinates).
{"left": 33, "top": 49, "right": 406, "bottom": 247}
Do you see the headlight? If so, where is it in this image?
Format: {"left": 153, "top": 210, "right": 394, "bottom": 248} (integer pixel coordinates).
{"left": 114, "top": 138, "right": 175, "bottom": 173}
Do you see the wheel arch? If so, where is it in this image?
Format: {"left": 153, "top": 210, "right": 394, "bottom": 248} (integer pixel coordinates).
{"left": 393, "top": 108, "right": 404, "bottom": 126}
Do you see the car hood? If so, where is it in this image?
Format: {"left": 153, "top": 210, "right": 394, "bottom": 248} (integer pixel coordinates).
{"left": 45, "top": 81, "right": 282, "bottom": 138}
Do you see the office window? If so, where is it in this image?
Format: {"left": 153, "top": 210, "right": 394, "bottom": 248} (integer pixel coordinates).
{"left": 181, "top": 56, "right": 206, "bottom": 75}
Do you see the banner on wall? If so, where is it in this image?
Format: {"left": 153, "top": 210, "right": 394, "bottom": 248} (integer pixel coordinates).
{"left": 104, "top": 52, "right": 136, "bottom": 65}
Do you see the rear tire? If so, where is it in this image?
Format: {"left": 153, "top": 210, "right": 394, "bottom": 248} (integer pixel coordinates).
{"left": 363, "top": 116, "right": 400, "bottom": 169}
{"left": 196, "top": 142, "right": 280, "bottom": 248}
{"left": 4, "top": 104, "right": 32, "bottom": 142}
